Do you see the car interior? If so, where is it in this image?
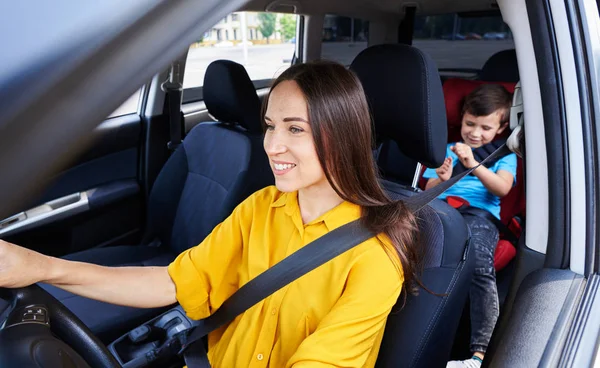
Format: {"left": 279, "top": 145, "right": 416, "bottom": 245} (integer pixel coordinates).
{"left": 0, "top": 0, "right": 598, "bottom": 367}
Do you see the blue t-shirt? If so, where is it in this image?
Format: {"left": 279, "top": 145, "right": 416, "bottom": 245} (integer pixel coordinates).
{"left": 423, "top": 143, "right": 517, "bottom": 219}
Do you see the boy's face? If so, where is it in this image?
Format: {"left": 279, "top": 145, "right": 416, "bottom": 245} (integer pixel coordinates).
{"left": 460, "top": 110, "right": 507, "bottom": 148}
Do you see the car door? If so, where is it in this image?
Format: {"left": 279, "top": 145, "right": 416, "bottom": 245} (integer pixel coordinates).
{"left": 0, "top": 91, "right": 146, "bottom": 257}
{"left": 0, "top": 1, "right": 263, "bottom": 259}
{"left": 484, "top": 0, "right": 600, "bottom": 366}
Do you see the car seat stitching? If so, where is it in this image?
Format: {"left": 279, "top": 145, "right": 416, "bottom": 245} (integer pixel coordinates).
{"left": 187, "top": 171, "right": 229, "bottom": 192}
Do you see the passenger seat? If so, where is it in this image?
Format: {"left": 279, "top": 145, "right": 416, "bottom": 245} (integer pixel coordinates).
{"left": 480, "top": 49, "right": 519, "bottom": 83}
{"left": 42, "top": 60, "right": 273, "bottom": 342}
{"left": 350, "top": 44, "right": 475, "bottom": 368}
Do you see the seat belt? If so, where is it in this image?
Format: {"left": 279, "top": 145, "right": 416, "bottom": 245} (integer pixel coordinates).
{"left": 179, "top": 219, "right": 375, "bottom": 367}
{"left": 398, "top": 5, "right": 416, "bottom": 45}
{"left": 162, "top": 62, "right": 184, "bottom": 151}
{"left": 120, "top": 144, "right": 511, "bottom": 368}
{"left": 451, "top": 138, "right": 511, "bottom": 177}
{"left": 178, "top": 143, "right": 511, "bottom": 368}
{"left": 402, "top": 144, "right": 508, "bottom": 212}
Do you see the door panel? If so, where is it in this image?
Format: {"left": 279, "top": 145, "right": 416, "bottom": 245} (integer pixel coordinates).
{"left": 1, "top": 114, "right": 144, "bottom": 257}
{"left": 486, "top": 269, "right": 583, "bottom": 367}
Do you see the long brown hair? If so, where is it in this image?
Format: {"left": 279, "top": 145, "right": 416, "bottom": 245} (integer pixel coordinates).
{"left": 263, "top": 61, "right": 422, "bottom": 297}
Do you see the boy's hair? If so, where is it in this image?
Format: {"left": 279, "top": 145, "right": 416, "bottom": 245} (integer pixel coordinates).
{"left": 461, "top": 84, "right": 513, "bottom": 124}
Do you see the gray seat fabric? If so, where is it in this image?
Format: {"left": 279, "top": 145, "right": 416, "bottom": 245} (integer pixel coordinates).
{"left": 350, "top": 44, "right": 475, "bottom": 367}
{"left": 480, "top": 49, "right": 519, "bottom": 83}
{"left": 43, "top": 60, "right": 273, "bottom": 343}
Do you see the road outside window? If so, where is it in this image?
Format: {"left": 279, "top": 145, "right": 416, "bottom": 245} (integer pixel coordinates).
{"left": 183, "top": 12, "right": 298, "bottom": 90}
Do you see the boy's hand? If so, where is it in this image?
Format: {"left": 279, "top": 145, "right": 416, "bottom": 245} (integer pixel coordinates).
{"left": 451, "top": 143, "right": 479, "bottom": 169}
{"left": 435, "top": 157, "right": 453, "bottom": 181}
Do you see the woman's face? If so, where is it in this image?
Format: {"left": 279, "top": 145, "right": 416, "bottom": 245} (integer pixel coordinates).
{"left": 263, "top": 80, "right": 328, "bottom": 193}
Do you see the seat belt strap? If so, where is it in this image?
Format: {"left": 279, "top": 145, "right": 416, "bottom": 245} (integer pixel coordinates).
{"left": 181, "top": 144, "right": 511, "bottom": 367}
{"left": 404, "top": 144, "right": 510, "bottom": 212}
{"left": 180, "top": 220, "right": 375, "bottom": 359}
{"left": 162, "top": 62, "right": 183, "bottom": 151}
{"left": 452, "top": 139, "right": 510, "bottom": 177}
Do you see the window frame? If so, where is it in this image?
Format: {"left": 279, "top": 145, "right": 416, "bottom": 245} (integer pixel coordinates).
{"left": 411, "top": 11, "right": 515, "bottom": 76}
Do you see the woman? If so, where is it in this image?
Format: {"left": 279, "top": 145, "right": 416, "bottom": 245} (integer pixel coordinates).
{"left": 0, "top": 61, "right": 420, "bottom": 367}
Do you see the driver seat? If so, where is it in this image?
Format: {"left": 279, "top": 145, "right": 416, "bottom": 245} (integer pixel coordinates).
{"left": 41, "top": 60, "right": 273, "bottom": 343}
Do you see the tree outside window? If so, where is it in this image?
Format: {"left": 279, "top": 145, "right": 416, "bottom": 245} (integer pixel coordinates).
{"left": 279, "top": 14, "right": 296, "bottom": 42}
{"left": 258, "top": 13, "right": 277, "bottom": 43}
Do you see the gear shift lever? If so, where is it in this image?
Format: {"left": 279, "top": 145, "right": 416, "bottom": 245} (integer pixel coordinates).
{"left": 128, "top": 325, "right": 165, "bottom": 344}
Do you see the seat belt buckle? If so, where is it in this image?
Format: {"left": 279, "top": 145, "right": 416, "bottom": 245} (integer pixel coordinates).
{"left": 161, "top": 61, "right": 183, "bottom": 93}
{"left": 446, "top": 196, "right": 470, "bottom": 210}
{"left": 508, "top": 217, "right": 522, "bottom": 238}
{"left": 174, "top": 329, "right": 193, "bottom": 355}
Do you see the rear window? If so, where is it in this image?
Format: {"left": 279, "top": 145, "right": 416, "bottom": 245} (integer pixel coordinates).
{"left": 320, "top": 15, "right": 369, "bottom": 66}
{"left": 412, "top": 13, "right": 514, "bottom": 76}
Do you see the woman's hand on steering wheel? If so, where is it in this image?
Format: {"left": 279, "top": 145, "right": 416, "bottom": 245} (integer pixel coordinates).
{"left": 0, "top": 240, "right": 121, "bottom": 368}
{"left": 0, "top": 239, "right": 49, "bottom": 289}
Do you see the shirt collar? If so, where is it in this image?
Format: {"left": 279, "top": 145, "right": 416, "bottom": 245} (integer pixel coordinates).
{"left": 271, "top": 191, "right": 361, "bottom": 230}
{"left": 271, "top": 190, "right": 298, "bottom": 215}
{"left": 318, "top": 201, "right": 361, "bottom": 230}
{"left": 271, "top": 191, "right": 290, "bottom": 208}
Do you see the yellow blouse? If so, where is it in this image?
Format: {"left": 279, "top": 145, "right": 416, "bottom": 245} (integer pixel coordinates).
{"left": 168, "top": 186, "right": 403, "bottom": 367}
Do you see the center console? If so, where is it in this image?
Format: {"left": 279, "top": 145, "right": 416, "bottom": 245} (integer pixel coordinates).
{"left": 108, "top": 306, "right": 200, "bottom": 368}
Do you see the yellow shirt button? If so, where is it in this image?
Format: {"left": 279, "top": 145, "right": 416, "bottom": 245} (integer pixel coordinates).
{"left": 257, "top": 353, "right": 264, "bottom": 361}
{"left": 271, "top": 308, "right": 277, "bottom": 315}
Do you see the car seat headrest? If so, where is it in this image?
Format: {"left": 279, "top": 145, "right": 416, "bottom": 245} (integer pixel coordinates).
{"left": 203, "top": 60, "right": 262, "bottom": 133}
{"left": 480, "top": 49, "right": 519, "bottom": 83}
{"left": 350, "top": 44, "right": 447, "bottom": 168}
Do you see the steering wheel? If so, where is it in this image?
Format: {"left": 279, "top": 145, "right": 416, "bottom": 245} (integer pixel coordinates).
{"left": 0, "top": 285, "right": 120, "bottom": 367}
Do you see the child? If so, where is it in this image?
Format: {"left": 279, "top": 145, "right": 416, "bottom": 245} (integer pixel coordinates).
{"left": 423, "top": 84, "right": 517, "bottom": 368}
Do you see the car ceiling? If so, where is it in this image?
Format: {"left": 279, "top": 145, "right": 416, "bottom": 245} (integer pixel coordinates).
{"left": 0, "top": 0, "right": 499, "bottom": 219}
{"left": 242, "top": 0, "right": 501, "bottom": 18}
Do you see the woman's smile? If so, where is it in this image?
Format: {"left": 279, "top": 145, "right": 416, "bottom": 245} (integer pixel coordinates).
{"left": 272, "top": 160, "right": 297, "bottom": 175}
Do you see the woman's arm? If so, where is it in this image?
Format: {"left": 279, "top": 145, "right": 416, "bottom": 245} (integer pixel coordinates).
{"left": 1, "top": 189, "right": 259, "bottom": 316}
{"left": 47, "top": 258, "right": 176, "bottom": 308}
{"left": 0, "top": 240, "right": 176, "bottom": 308}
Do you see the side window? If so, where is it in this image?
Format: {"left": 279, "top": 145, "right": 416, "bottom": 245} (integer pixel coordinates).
{"left": 412, "top": 13, "right": 514, "bottom": 78}
{"left": 183, "top": 11, "right": 298, "bottom": 103}
{"left": 107, "top": 89, "right": 141, "bottom": 118}
{"left": 321, "top": 15, "right": 369, "bottom": 66}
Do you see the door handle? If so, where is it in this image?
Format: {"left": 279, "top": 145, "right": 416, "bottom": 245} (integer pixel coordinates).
{"left": 0, "top": 192, "right": 89, "bottom": 237}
